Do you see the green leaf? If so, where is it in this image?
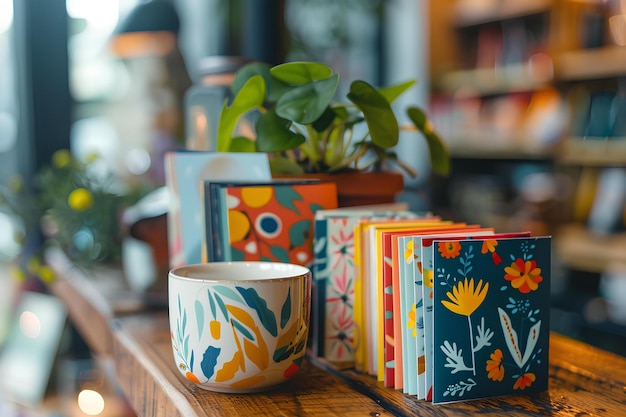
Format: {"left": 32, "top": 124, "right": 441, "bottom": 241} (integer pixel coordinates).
{"left": 270, "top": 61, "right": 333, "bottom": 84}
{"left": 276, "top": 75, "right": 339, "bottom": 125}
{"left": 236, "top": 287, "right": 278, "bottom": 337}
{"left": 274, "top": 186, "right": 304, "bottom": 214}
{"left": 311, "top": 107, "right": 338, "bottom": 133}
{"left": 217, "top": 75, "right": 265, "bottom": 152}
{"left": 201, "top": 346, "right": 221, "bottom": 379}
{"left": 231, "top": 62, "right": 271, "bottom": 95}
{"left": 377, "top": 79, "right": 416, "bottom": 104}
{"left": 273, "top": 345, "right": 293, "bottom": 362}
{"left": 280, "top": 287, "right": 291, "bottom": 329}
{"left": 232, "top": 62, "right": 290, "bottom": 103}
{"left": 256, "top": 109, "right": 306, "bottom": 152}
{"left": 231, "top": 247, "right": 246, "bottom": 261}
{"left": 309, "top": 203, "right": 325, "bottom": 213}
{"left": 270, "top": 245, "right": 290, "bottom": 262}
{"left": 348, "top": 80, "right": 399, "bottom": 149}
{"left": 407, "top": 107, "right": 450, "bottom": 176}
{"left": 289, "top": 220, "right": 311, "bottom": 247}
{"left": 294, "top": 339, "right": 306, "bottom": 355}
{"left": 214, "top": 294, "right": 229, "bottom": 321}
{"left": 213, "top": 286, "right": 243, "bottom": 304}
{"left": 195, "top": 300, "right": 205, "bottom": 340}
{"left": 232, "top": 319, "right": 255, "bottom": 341}
{"left": 228, "top": 136, "right": 257, "bottom": 152}
{"left": 269, "top": 157, "right": 305, "bottom": 175}
{"left": 207, "top": 291, "right": 217, "bottom": 318}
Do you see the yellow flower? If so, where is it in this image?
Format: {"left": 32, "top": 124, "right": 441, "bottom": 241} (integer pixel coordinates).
{"left": 407, "top": 304, "right": 417, "bottom": 337}
{"left": 85, "top": 152, "right": 100, "bottom": 163}
{"left": 9, "top": 265, "right": 26, "bottom": 282}
{"left": 52, "top": 149, "right": 72, "bottom": 168}
{"left": 38, "top": 265, "right": 55, "bottom": 284}
{"left": 441, "top": 277, "right": 489, "bottom": 316}
{"left": 423, "top": 268, "right": 434, "bottom": 289}
{"left": 7, "top": 174, "right": 24, "bottom": 192}
{"left": 27, "top": 256, "right": 41, "bottom": 274}
{"left": 68, "top": 188, "right": 93, "bottom": 211}
{"left": 404, "top": 239, "right": 414, "bottom": 263}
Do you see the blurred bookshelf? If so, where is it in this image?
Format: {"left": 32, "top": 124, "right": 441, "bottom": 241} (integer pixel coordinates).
{"left": 555, "top": 45, "right": 626, "bottom": 81}
{"left": 429, "top": 0, "right": 626, "bottom": 355}
{"left": 557, "top": 137, "right": 626, "bottom": 166}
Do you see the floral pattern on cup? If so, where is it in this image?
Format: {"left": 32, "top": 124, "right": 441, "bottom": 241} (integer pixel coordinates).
{"left": 169, "top": 264, "right": 310, "bottom": 393}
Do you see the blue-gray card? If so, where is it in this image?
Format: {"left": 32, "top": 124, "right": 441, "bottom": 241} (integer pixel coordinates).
{"left": 431, "top": 237, "right": 551, "bottom": 403}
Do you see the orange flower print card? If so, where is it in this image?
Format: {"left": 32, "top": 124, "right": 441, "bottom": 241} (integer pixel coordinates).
{"left": 431, "top": 236, "right": 550, "bottom": 403}
{"left": 215, "top": 181, "right": 338, "bottom": 265}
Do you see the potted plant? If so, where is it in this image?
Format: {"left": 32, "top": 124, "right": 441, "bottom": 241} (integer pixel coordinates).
{"left": 216, "top": 61, "right": 449, "bottom": 205}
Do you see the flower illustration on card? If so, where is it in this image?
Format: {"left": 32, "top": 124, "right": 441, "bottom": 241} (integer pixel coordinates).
{"left": 438, "top": 241, "right": 462, "bottom": 259}
{"left": 504, "top": 259, "right": 543, "bottom": 293}
{"left": 485, "top": 348, "right": 505, "bottom": 382}
{"left": 442, "top": 278, "right": 489, "bottom": 317}
{"left": 481, "top": 239, "right": 502, "bottom": 265}
{"left": 513, "top": 372, "right": 536, "bottom": 390}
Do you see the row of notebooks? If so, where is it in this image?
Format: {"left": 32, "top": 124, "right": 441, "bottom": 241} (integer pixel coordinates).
{"left": 312, "top": 207, "right": 551, "bottom": 404}
{"left": 164, "top": 151, "right": 550, "bottom": 404}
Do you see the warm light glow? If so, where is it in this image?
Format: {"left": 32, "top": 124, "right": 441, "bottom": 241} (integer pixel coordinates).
{"left": 77, "top": 389, "right": 106, "bottom": 416}
{"left": 19, "top": 311, "right": 41, "bottom": 339}
{"left": 109, "top": 31, "right": 177, "bottom": 58}
{"left": 609, "top": 15, "right": 626, "bottom": 46}
{"left": 0, "top": 0, "right": 13, "bottom": 34}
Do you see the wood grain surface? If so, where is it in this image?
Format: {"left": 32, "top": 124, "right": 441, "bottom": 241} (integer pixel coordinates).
{"left": 48, "top": 251, "right": 626, "bottom": 416}
{"left": 113, "top": 314, "right": 395, "bottom": 417}
{"left": 113, "top": 313, "right": 626, "bottom": 417}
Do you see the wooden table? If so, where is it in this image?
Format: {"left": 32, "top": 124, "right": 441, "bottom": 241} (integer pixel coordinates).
{"left": 47, "top": 249, "right": 626, "bottom": 416}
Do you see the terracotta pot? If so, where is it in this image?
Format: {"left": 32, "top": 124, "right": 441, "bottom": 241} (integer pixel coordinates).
{"left": 274, "top": 172, "right": 404, "bottom": 208}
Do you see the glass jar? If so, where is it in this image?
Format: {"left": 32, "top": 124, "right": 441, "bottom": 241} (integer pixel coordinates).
{"left": 184, "top": 56, "right": 250, "bottom": 151}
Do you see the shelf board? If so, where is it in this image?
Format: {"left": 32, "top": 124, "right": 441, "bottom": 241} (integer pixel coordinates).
{"left": 453, "top": 0, "right": 552, "bottom": 27}
{"left": 436, "top": 64, "right": 552, "bottom": 95}
{"left": 557, "top": 137, "right": 626, "bottom": 165}
{"left": 447, "top": 136, "right": 554, "bottom": 160}
{"left": 555, "top": 46, "right": 626, "bottom": 81}
{"left": 555, "top": 224, "right": 626, "bottom": 273}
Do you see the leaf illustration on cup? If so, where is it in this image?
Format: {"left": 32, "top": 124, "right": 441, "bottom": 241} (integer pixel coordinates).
{"left": 237, "top": 287, "right": 278, "bottom": 337}
{"left": 201, "top": 346, "right": 221, "bottom": 380}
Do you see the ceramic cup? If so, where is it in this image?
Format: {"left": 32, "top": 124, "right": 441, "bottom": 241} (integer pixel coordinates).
{"left": 168, "top": 262, "right": 311, "bottom": 393}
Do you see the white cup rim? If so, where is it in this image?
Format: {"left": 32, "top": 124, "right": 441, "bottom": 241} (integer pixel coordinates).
{"left": 169, "top": 261, "right": 311, "bottom": 284}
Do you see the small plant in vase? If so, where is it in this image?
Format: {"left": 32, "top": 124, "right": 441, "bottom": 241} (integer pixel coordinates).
{"left": 216, "top": 61, "right": 449, "bottom": 177}
{"left": 216, "top": 61, "right": 449, "bottom": 206}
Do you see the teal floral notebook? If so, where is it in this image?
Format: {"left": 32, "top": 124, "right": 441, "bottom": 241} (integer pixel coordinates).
{"left": 431, "top": 237, "right": 550, "bottom": 403}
